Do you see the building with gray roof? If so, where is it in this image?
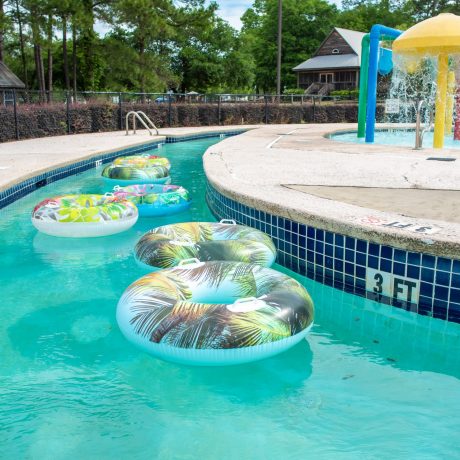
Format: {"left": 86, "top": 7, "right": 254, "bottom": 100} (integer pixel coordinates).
{"left": 293, "top": 27, "right": 366, "bottom": 95}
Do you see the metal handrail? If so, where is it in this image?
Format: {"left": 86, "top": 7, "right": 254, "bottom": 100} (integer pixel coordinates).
{"left": 414, "top": 99, "right": 433, "bottom": 150}
{"left": 125, "top": 111, "right": 159, "bottom": 136}
{"left": 136, "top": 111, "right": 159, "bottom": 135}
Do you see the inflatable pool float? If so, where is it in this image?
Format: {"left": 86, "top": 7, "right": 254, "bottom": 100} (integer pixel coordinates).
{"left": 102, "top": 164, "right": 171, "bottom": 186}
{"left": 113, "top": 184, "right": 191, "bottom": 217}
{"left": 117, "top": 260, "right": 314, "bottom": 365}
{"left": 113, "top": 154, "right": 170, "bottom": 170}
{"left": 32, "top": 193, "right": 138, "bottom": 237}
{"left": 135, "top": 220, "right": 276, "bottom": 269}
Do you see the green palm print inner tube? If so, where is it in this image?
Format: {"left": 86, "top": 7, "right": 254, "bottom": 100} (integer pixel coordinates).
{"left": 135, "top": 220, "right": 277, "bottom": 269}
{"left": 113, "top": 154, "right": 171, "bottom": 170}
{"left": 102, "top": 164, "right": 171, "bottom": 186}
{"left": 117, "top": 260, "right": 314, "bottom": 365}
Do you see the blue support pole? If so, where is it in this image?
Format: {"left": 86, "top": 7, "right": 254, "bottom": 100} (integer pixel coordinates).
{"left": 365, "top": 24, "right": 402, "bottom": 143}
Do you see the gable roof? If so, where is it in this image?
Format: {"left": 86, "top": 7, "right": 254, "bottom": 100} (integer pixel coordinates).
{"left": 0, "top": 61, "right": 25, "bottom": 89}
{"left": 334, "top": 27, "right": 366, "bottom": 57}
{"left": 293, "top": 27, "right": 366, "bottom": 72}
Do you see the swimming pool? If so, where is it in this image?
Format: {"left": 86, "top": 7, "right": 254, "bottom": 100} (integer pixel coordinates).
{"left": 1, "top": 137, "right": 459, "bottom": 458}
{"left": 331, "top": 129, "right": 460, "bottom": 149}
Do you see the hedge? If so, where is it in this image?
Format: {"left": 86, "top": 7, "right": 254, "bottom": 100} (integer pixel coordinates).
{"left": 0, "top": 101, "right": 383, "bottom": 143}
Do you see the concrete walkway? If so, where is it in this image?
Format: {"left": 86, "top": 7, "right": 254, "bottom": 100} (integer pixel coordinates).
{"left": 0, "top": 126, "right": 254, "bottom": 192}
{"left": 204, "top": 124, "right": 460, "bottom": 257}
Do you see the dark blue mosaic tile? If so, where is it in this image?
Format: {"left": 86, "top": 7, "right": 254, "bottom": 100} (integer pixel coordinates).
{"left": 345, "top": 236, "right": 355, "bottom": 250}
{"left": 356, "top": 239, "right": 367, "bottom": 253}
{"left": 368, "top": 256, "right": 378, "bottom": 269}
{"left": 325, "top": 231, "right": 334, "bottom": 244}
{"left": 393, "top": 262, "right": 405, "bottom": 277}
{"left": 421, "top": 268, "right": 434, "bottom": 283}
{"left": 334, "top": 259, "right": 344, "bottom": 272}
{"left": 380, "top": 258, "right": 392, "bottom": 273}
{"left": 367, "top": 242, "right": 379, "bottom": 255}
{"left": 434, "top": 285, "right": 449, "bottom": 301}
{"left": 356, "top": 266, "right": 366, "bottom": 279}
{"left": 422, "top": 254, "right": 436, "bottom": 269}
{"left": 407, "top": 265, "right": 420, "bottom": 279}
{"left": 335, "top": 234, "right": 344, "bottom": 247}
{"left": 381, "top": 246, "right": 393, "bottom": 259}
{"left": 325, "top": 244, "right": 334, "bottom": 257}
{"left": 435, "top": 270, "right": 450, "bottom": 287}
{"left": 437, "top": 257, "right": 452, "bottom": 272}
{"left": 452, "top": 273, "right": 460, "bottom": 288}
{"left": 316, "top": 229, "right": 324, "bottom": 241}
{"left": 393, "top": 249, "right": 406, "bottom": 263}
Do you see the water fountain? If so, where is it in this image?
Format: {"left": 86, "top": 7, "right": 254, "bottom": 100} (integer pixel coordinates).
{"left": 356, "top": 13, "right": 460, "bottom": 150}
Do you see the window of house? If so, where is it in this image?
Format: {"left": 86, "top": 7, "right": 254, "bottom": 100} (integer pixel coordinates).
{"left": 332, "top": 48, "right": 340, "bottom": 54}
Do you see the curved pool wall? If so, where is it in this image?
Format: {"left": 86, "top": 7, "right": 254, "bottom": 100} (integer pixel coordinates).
{"left": 0, "top": 130, "right": 246, "bottom": 209}
{"left": 206, "top": 182, "right": 460, "bottom": 324}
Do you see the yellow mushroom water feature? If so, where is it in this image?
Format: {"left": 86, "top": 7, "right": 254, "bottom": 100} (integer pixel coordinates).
{"left": 393, "top": 13, "right": 460, "bottom": 149}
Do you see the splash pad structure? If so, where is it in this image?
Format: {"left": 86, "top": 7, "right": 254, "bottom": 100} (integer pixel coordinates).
{"left": 358, "top": 13, "right": 460, "bottom": 149}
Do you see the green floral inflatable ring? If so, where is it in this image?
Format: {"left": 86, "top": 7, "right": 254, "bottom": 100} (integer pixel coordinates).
{"left": 32, "top": 193, "right": 138, "bottom": 237}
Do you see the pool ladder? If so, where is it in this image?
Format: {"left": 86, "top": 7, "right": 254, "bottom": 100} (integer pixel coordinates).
{"left": 125, "top": 111, "right": 159, "bottom": 136}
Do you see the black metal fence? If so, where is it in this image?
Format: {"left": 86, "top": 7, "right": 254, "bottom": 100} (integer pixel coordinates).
{"left": 0, "top": 89, "right": 359, "bottom": 141}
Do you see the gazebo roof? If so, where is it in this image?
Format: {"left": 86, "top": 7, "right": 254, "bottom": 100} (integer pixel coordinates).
{"left": 0, "top": 61, "right": 25, "bottom": 89}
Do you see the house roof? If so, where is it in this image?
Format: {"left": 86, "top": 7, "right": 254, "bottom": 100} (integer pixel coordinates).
{"left": 293, "top": 53, "right": 360, "bottom": 71}
{"left": 293, "top": 27, "right": 366, "bottom": 72}
{"left": 333, "top": 27, "right": 366, "bottom": 57}
{"left": 0, "top": 61, "right": 25, "bottom": 89}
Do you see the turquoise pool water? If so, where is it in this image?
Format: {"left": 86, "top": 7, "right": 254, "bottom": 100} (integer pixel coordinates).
{"left": 332, "top": 129, "right": 460, "bottom": 149}
{"left": 1, "top": 138, "right": 460, "bottom": 459}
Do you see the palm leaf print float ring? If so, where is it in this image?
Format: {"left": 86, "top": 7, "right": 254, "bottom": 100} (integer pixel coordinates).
{"left": 113, "top": 184, "right": 191, "bottom": 217}
{"left": 101, "top": 164, "right": 171, "bottom": 186}
{"left": 117, "top": 260, "right": 314, "bottom": 365}
{"left": 113, "top": 155, "right": 171, "bottom": 170}
{"left": 135, "top": 220, "right": 277, "bottom": 269}
{"left": 31, "top": 194, "right": 138, "bottom": 237}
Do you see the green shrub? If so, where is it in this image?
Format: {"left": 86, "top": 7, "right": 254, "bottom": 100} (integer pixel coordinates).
{"left": 283, "top": 88, "right": 305, "bottom": 95}
{"left": 330, "top": 89, "right": 359, "bottom": 98}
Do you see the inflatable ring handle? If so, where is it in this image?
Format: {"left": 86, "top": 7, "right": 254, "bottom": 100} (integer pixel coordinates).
{"left": 113, "top": 185, "right": 122, "bottom": 191}
{"left": 220, "top": 219, "right": 236, "bottom": 225}
{"left": 177, "top": 258, "right": 205, "bottom": 268}
{"left": 227, "top": 297, "right": 267, "bottom": 313}
{"left": 44, "top": 200, "right": 60, "bottom": 208}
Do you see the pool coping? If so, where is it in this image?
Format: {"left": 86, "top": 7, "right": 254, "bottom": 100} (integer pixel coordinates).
{"left": 203, "top": 124, "right": 460, "bottom": 259}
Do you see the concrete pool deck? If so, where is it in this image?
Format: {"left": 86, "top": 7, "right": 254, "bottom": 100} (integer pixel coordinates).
{"left": 0, "top": 125, "right": 256, "bottom": 193}
{"left": 204, "top": 124, "right": 460, "bottom": 258}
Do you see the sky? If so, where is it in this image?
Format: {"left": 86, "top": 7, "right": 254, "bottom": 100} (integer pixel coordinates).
{"left": 212, "top": 0, "right": 343, "bottom": 30}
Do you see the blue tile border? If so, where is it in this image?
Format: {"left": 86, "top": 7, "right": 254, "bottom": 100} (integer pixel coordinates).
{"left": 0, "top": 130, "right": 245, "bottom": 210}
{"left": 206, "top": 181, "right": 460, "bottom": 324}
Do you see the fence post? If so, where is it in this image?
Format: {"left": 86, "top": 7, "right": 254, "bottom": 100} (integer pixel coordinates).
{"left": 118, "top": 92, "right": 123, "bottom": 130}
{"left": 217, "top": 95, "right": 221, "bottom": 125}
{"left": 66, "top": 90, "right": 71, "bottom": 134}
{"left": 264, "top": 96, "right": 268, "bottom": 124}
{"left": 312, "top": 97, "right": 316, "bottom": 123}
{"left": 13, "top": 90, "right": 19, "bottom": 140}
{"left": 168, "top": 95, "right": 172, "bottom": 127}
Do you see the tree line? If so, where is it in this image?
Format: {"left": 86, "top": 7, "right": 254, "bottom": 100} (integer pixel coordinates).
{"left": 0, "top": 0, "right": 459, "bottom": 96}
